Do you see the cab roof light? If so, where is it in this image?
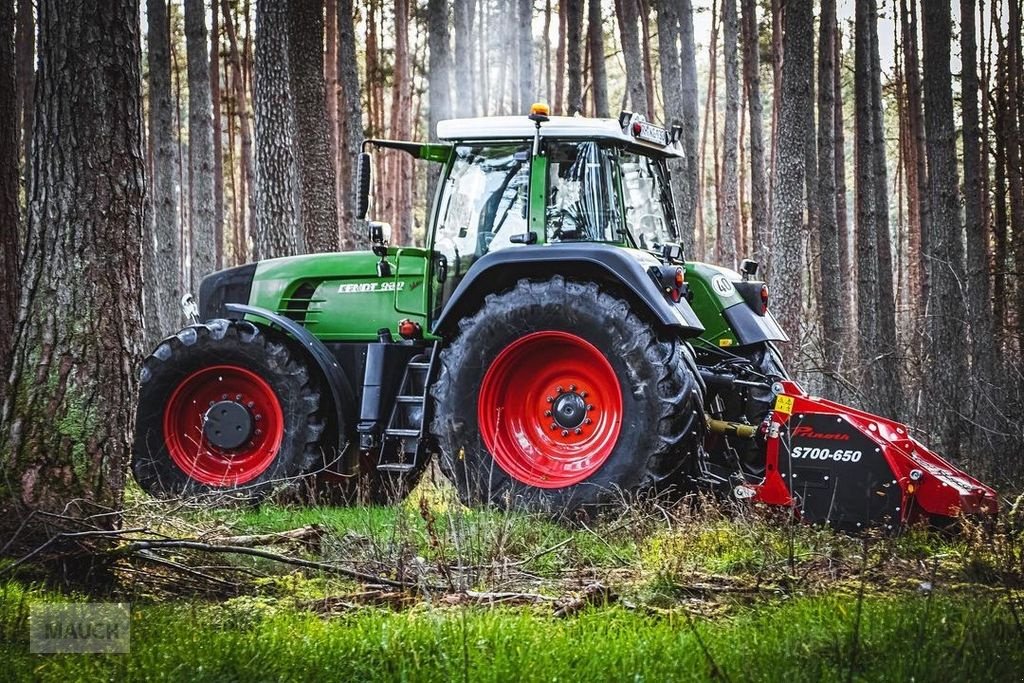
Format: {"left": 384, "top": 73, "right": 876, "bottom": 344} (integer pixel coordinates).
{"left": 529, "top": 102, "right": 550, "bottom": 122}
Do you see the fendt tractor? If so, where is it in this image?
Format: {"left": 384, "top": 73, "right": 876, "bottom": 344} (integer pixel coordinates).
{"left": 132, "top": 105, "right": 997, "bottom": 530}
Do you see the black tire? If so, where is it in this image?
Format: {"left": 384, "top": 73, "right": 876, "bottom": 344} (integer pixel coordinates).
{"left": 430, "top": 276, "right": 705, "bottom": 514}
{"left": 132, "top": 319, "right": 323, "bottom": 501}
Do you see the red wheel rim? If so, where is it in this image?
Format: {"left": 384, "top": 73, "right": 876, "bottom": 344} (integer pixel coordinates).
{"left": 477, "top": 331, "right": 623, "bottom": 488}
{"left": 162, "top": 365, "right": 284, "bottom": 486}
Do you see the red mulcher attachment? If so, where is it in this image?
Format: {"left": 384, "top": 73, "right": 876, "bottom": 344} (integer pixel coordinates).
{"left": 744, "top": 379, "right": 998, "bottom": 530}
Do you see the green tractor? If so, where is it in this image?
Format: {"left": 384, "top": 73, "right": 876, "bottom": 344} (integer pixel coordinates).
{"left": 133, "top": 107, "right": 997, "bottom": 526}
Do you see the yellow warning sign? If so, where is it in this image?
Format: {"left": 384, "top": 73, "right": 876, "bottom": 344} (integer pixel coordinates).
{"left": 774, "top": 395, "right": 794, "bottom": 415}
{"left": 718, "top": 338, "right": 733, "bottom": 347}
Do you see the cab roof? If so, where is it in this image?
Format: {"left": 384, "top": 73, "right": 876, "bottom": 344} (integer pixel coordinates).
{"left": 435, "top": 115, "right": 685, "bottom": 159}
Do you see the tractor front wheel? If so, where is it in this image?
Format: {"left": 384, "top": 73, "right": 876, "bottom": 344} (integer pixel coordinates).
{"left": 132, "top": 320, "right": 323, "bottom": 500}
{"left": 431, "top": 277, "right": 705, "bottom": 514}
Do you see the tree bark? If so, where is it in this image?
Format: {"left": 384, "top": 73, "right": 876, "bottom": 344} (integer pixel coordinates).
{"left": 0, "top": 0, "right": 17, "bottom": 377}
{"left": 388, "top": 0, "right": 413, "bottom": 243}
{"left": 210, "top": 0, "right": 224, "bottom": 269}
{"left": 145, "top": 0, "right": 181, "bottom": 345}
{"left": 565, "top": 0, "right": 583, "bottom": 114}
{"left": 921, "top": 0, "right": 969, "bottom": 456}
{"left": 254, "top": 0, "right": 301, "bottom": 258}
{"left": 184, "top": 0, "right": 218, "bottom": 289}
{"left": 678, "top": 0, "right": 699, "bottom": 256}
{"left": 868, "top": 0, "right": 901, "bottom": 416}
{"left": 454, "top": 0, "right": 474, "bottom": 116}
{"left": 767, "top": 0, "right": 812, "bottom": 370}
{"left": 518, "top": 0, "right": 534, "bottom": 112}
{"left": 428, "top": 0, "right": 452, "bottom": 202}
{"left": 337, "top": 0, "right": 363, "bottom": 248}
{"left": 616, "top": 0, "right": 648, "bottom": 113}
{"left": 1007, "top": 0, "right": 1024, "bottom": 343}
{"left": 587, "top": 0, "right": 607, "bottom": 116}
{"left": 816, "top": 0, "right": 844, "bottom": 394}
{"left": 960, "top": 0, "right": 994, "bottom": 394}
{"left": 14, "top": 0, "right": 31, "bottom": 192}
{"left": 555, "top": 0, "right": 566, "bottom": 114}
{"left": 0, "top": 0, "right": 145, "bottom": 533}
{"left": 834, "top": 24, "right": 852, "bottom": 316}
{"left": 899, "top": 0, "right": 928, "bottom": 313}
{"left": 222, "top": 0, "right": 254, "bottom": 262}
{"left": 741, "top": 0, "right": 767, "bottom": 270}
{"left": 288, "top": 0, "right": 339, "bottom": 253}
{"left": 719, "top": 0, "right": 739, "bottom": 269}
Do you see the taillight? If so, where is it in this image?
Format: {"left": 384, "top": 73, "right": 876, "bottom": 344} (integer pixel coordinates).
{"left": 674, "top": 268, "right": 684, "bottom": 287}
{"left": 760, "top": 285, "right": 769, "bottom": 314}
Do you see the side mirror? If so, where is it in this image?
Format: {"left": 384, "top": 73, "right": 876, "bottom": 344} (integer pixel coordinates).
{"left": 355, "top": 152, "right": 372, "bottom": 220}
{"left": 661, "top": 242, "right": 683, "bottom": 263}
{"left": 740, "top": 258, "right": 759, "bottom": 280}
{"left": 368, "top": 221, "right": 391, "bottom": 246}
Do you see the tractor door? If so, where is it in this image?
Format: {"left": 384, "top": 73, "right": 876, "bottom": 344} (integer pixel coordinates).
{"left": 428, "top": 142, "right": 532, "bottom": 319}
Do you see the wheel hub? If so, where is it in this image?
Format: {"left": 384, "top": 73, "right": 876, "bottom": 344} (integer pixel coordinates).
{"left": 551, "top": 390, "right": 587, "bottom": 430}
{"left": 203, "top": 400, "right": 254, "bottom": 450}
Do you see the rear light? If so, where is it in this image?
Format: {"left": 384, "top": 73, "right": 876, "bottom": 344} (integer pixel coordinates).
{"left": 674, "top": 268, "right": 684, "bottom": 287}
{"left": 760, "top": 285, "right": 769, "bottom": 314}
{"left": 398, "top": 318, "right": 422, "bottom": 339}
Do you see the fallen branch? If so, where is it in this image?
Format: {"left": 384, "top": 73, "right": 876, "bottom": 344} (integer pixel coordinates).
{"left": 206, "top": 524, "right": 324, "bottom": 549}
{"left": 554, "top": 582, "right": 617, "bottom": 617}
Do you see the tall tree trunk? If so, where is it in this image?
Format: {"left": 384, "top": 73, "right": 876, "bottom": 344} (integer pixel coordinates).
{"left": 565, "top": 0, "right": 583, "bottom": 114}
{"left": 518, "top": 0, "right": 534, "bottom": 111}
{"left": 454, "top": 0, "right": 475, "bottom": 116}
{"left": 222, "top": 0, "right": 254, "bottom": 261}
{"left": 1007, "top": 0, "right": 1024, "bottom": 343}
{"left": 899, "top": 0, "right": 928, "bottom": 314}
{"left": 254, "top": 0, "right": 302, "bottom": 258}
{"left": 854, "top": 0, "right": 881, "bottom": 411}
{"left": 555, "top": 0, "right": 566, "bottom": 114}
{"left": 719, "top": 0, "right": 739, "bottom": 270}
{"left": 210, "top": 0, "right": 224, "bottom": 269}
{"left": 0, "top": 0, "right": 17, "bottom": 377}
{"left": 868, "top": 0, "right": 901, "bottom": 416}
{"left": 184, "top": 0, "right": 217, "bottom": 289}
{"left": 638, "top": 0, "right": 655, "bottom": 117}
{"left": 768, "top": 0, "right": 812, "bottom": 370}
{"left": 834, "top": 24, "right": 852, "bottom": 317}
{"left": 587, "top": 0, "right": 607, "bottom": 116}
{"left": 678, "top": 0, "right": 699, "bottom": 256}
{"left": 741, "top": 0, "right": 768, "bottom": 269}
{"left": 616, "top": 0, "right": 648, "bottom": 113}
{"left": 14, "top": 0, "right": 31, "bottom": 191}
{"left": 656, "top": 0, "right": 688, "bottom": 251}
{"left": 337, "top": 0, "right": 363, "bottom": 248}
{"left": 427, "top": 0, "right": 452, "bottom": 202}
{"left": 921, "top": 0, "right": 969, "bottom": 456}
{"left": 389, "top": 0, "right": 413, "bottom": 243}
{"left": 146, "top": 0, "right": 180, "bottom": 344}
{"left": 0, "top": 0, "right": 145, "bottom": 540}
{"left": 817, "top": 0, "right": 845, "bottom": 395}
{"left": 288, "top": 0, "right": 339, "bottom": 253}
{"left": 325, "top": 0, "right": 338, "bottom": 164}
{"left": 961, "top": 0, "right": 995, "bottom": 396}
{"left": 993, "top": 45, "right": 1009, "bottom": 345}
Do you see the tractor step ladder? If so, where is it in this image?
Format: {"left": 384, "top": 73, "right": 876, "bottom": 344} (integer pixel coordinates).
{"left": 377, "top": 349, "right": 436, "bottom": 472}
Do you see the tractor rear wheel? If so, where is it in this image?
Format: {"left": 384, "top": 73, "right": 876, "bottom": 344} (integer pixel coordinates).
{"left": 132, "top": 319, "right": 323, "bottom": 500}
{"left": 431, "top": 276, "right": 705, "bottom": 514}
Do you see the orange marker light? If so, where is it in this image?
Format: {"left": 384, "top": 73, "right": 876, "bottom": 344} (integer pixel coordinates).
{"left": 531, "top": 102, "right": 550, "bottom": 117}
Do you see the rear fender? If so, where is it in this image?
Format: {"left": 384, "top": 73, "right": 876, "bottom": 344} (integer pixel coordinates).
{"left": 431, "top": 244, "right": 705, "bottom": 338}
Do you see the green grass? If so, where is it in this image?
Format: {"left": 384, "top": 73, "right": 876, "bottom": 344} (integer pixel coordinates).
{"left": 2, "top": 580, "right": 1021, "bottom": 682}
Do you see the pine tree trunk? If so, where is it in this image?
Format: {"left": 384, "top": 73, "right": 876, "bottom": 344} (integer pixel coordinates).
{"left": 656, "top": 0, "right": 688, "bottom": 252}
{"left": 816, "top": 0, "right": 845, "bottom": 394}
{"left": 454, "top": 0, "right": 474, "bottom": 116}
{"left": 518, "top": 0, "right": 534, "bottom": 111}
{"left": 146, "top": 0, "right": 181, "bottom": 345}
{"left": 921, "top": 0, "right": 969, "bottom": 456}
{"left": 616, "top": 0, "right": 648, "bottom": 113}
{"left": 389, "top": 0, "right": 413, "bottom": 243}
{"left": 427, "top": 0, "right": 452, "bottom": 204}
{"left": 719, "top": 0, "right": 739, "bottom": 269}
{"left": 741, "top": 0, "right": 768, "bottom": 269}
{"left": 337, "top": 0, "right": 363, "bottom": 248}
{"left": 899, "top": 0, "right": 928, "bottom": 312}
{"left": 254, "top": 0, "right": 301, "bottom": 258}
{"left": 586, "top": 0, "right": 607, "bottom": 117}
{"left": 14, "top": 0, "right": 31, "bottom": 191}
{"left": 678, "top": 0, "right": 699, "bottom": 257}
{"left": 1007, "top": 0, "right": 1024, "bottom": 340}
{"left": 961, "top": 0, "right": 995, "bottom": 395}
{"left": 833, "top": 25, "right": 852, "bottom": 316}
{"left": 638, "top": 0, "right": 655, "bottom": 117}
{"left": 325, "top": 0, "right": 338, "bottom": 163}
{"left": 222, "top": 0, "right": 254, "bottom": 261}
{"left": 0, "top": 0, "right": 145, "bottom": 535}
{"left": 0, "top": 0, "right": 17, "bottom": 377}
{"left": 184, "top": 0, "right": 218, "bottom": 289}
{"left": 868, "top": 1, "right": 901, "bottom": 416}
{"left": 288, "top": 0, "right": 339, "bottom": 253}
{"left": 565, "top": 0, "right": 583, "bottom": 114}
{"left": 767, "top": 0, "right": 812, "bottom": 370}
{"left": 211, "top": 0, "right": 224, "bottom": 270}
{"left": 555, "top": 0, "right": 566, "bottom": 114}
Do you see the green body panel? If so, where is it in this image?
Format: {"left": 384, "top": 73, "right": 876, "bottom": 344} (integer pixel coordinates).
{"left": 684, "top": 262, "right": 745, "bottom": 349}
{"left": 248, "top": 248, "right": 432, "bottom": 342}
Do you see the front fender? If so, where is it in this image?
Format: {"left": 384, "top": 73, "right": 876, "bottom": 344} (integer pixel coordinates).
{"left": 432, "top": 244, "right": 705, "bottom": 337}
